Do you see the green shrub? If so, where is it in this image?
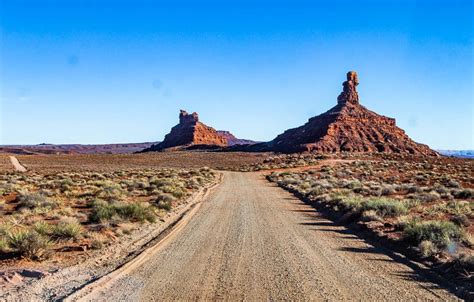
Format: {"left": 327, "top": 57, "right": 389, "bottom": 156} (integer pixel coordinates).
{"left": 8, "top": 230, "right": 51, "bottom": 260}
{"left": 96, "top": 182, "right": 126, "bottom": 200}
{"left": 418, "top": 240, "right": 438, "bottom": 257}
{"left": 89, "top": 200, "right": 155, "bottom": 223}
{"left": 18, "top": 192, "right": 58, "bottom": 210}
{"left": 116, "top": 203, "right": 156, "bottom": 223}
{"left": 0, "top": 238, "right": 9, "bottom": 252}
{"left": 155, "top": 193, "right": 175, "bottom": 211}
{"left": 33, "top": 221, "right": 52, "bottom": 236}
{"left": 89, "top": 200, "right": 116, "bottom": 223}
{"left": 452, "top": 188, "right": 474, "bottom": 199}
{"left": 403, "top": 220, "right": 463, "bottom": 249}
{"left": 51, "top": 220, "right": 83, "bottom": 240}
{"left": 360, "top": 198, "right": 408, "bottom": 217}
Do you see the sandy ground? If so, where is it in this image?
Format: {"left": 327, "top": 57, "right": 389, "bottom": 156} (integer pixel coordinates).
{"left": 77, "top": 172, "right": 458, "bottom": 301}
{"left": 8, "top": 156, "right": 27, "bottom": 172}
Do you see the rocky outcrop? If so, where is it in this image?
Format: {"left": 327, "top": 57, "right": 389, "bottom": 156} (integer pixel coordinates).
{"left": 337, "top": 71, "right": 359, "bottom": 105}
{"left": 239, "top": 71, "right": 437, "bottom": 156}
{"left": 142, "top": 110, "right": 228, "bottom": 152}
{"left": 216, "top": 131, "right": 256, "bottom": 146}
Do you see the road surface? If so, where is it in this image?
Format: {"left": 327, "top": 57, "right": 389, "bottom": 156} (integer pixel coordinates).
{"left": 9, "top": 156, "right": 27, "bottom": 172}
{"left": 82, "top": 172, "right": 457, "bottom": 301}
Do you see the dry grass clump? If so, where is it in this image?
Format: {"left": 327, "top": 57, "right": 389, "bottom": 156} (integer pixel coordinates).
{"left": 0, "top": 167, "right": 218, "bottom": 261}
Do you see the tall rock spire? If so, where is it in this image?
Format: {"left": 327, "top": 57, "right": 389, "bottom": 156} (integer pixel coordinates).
{"left": 337, "top": 71, "right": 359, "bottom": 105}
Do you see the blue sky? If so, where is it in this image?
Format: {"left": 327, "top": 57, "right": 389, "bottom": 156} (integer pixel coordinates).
{"left": 0, "top": 0, "right": 472, "bottom": 149}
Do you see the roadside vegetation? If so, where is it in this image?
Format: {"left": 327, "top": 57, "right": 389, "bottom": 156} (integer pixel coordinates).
{"left": 236, "top": 153, "right": 329, "bottom": 171}
{"left": 0, "top": 168, "right": 217, "bottom": 261}
{"left": 267, "top": 158, "right": 473, "bottom": 275}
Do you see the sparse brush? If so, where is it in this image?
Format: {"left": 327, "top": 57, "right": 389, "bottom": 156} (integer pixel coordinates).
{"left": 96, "top": 181, "right": 126, "bottom": 200}
{"left": 33, "top": 221, "right": 52, "bottom": 236}
{"left": 0, "top": 238, "right": 9, "bottom": 252}
{"left": 155, "top": 193, "right": 175, "bottom": 211}
{"left": 51, "top": 219, "right": 83, "bottom": 240}
{"left": 452, "top": 188, "right": 474, "bottom": 199}
{"left": 89, "top": 200, "right": 117, "bottom": 223}
{"left": 415, "top": 191, "right": 440, "bottom": 203}
{"left": 89, "top": 200, "right": 155, "bottom": 223}
{"left": 361, "top": 210, "right": 382, "bottom": 222}
{"left": 17, "top": 192, "right": 58, "bottom": 210}
{"left": 360, "top": 198, "right": 408, "bottom": 217}
{"left": 403, "top": 220, "right": 463, "bottom": 250}
{"left": 418, "top": 240, "right": 438, "bottom": 257}
{"left": 115, "top": 202, "right": 156, "bottom": 223}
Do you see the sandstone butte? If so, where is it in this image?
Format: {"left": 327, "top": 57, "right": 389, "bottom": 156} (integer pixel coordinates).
{"left": 234, "top": 71, "right": 438, "bottom": 155}
{"left": 143, "top": 71, "right": 437, "bottom": 155}
{"left": 142, "top": 110, "right": 231, "bottom": 152}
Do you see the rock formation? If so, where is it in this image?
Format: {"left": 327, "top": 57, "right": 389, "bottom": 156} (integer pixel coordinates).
{"left": 337, "top": 71, "right": 359, "bottom": 105}
{"left": 142, "top": 110, "right": 228, "bottom": 152}
{"left": 240, "top": 71, "right": 437, "bottom": 155}
{"left": 216, "top": 131, "right": 256, "bottom": 146}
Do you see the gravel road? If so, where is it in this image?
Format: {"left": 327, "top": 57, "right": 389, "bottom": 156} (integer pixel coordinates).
{"left": 84, "top": 172, "right": 458, "bottom": 301}
{"left": 9, "top": 156, "right": 27, "bottom": 172}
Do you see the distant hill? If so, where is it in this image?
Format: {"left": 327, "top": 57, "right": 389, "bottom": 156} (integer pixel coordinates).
{"left": 437, "top": 150, "right": 474, "bottom": 158}
{"left": 0, "top": 142, "right": 158, "bottom": 155}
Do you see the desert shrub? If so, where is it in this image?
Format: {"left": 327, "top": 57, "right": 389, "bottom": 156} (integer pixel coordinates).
{"left": 51, "top": 219, "right": 83, "bottom": 240}
{"left": 418, "top": 240, "right": 438, "bottom": 257}
{"left": 95, "top": 181, "right": 126, "bottom": 200}
{"left": 360, "top": 198, "right": 407, "bottom": 217}
{"left": 89, "top": 200, "right": 155, "bottom": 223}
{"left": 403, "top": 220, "right": 463, "bottom": 249}
{"left": 17, "top": 192, "right": 58, "bottom": 210}
{"left": 452, "top": 188, "right": 474, "bottom": 199}
{"left": 33, "top": 221, "right": 52, "bottom": 236}
{"left": 407, "top": 185, "right": 423, "bottom": 194}
{"left": 89, "top": 200, "right": 117, "bottom": 223}
{"left": 8, "top": 230, "right": 51, "bottom": 260}
{"left": 361, "top": 210, "right": 382, "bottom": 222}
{"left": 415, "top": 191, "right": 440, "bottom": 203}
{"left": 0, "top": 238, "right": 9, "bottom": 252}
{"left": 381, "top": 185, "right": 396, "bottom": 196}
{"left": 445, "top": 179, "right": 460, "bottom": 188}
{"left": 116, "top": 203, "right": 156, "bottom": 223}
{"left": 155, "top": 193, "right": 175, "bottom": 211}
{"left": 451, "top": 214, "right": 470, "bottom": 227}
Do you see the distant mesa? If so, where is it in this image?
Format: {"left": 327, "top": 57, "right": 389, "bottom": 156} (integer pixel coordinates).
{"left": 216, "top": 131, "right": 256, "bottom": 146}
{"left": 234, "top": 71, "right": 438, "bottom": 156}
{"left": 141, "top": 110, "right": 254, "bottom": 152}
{"left": 0, "top": 142, "right": 158, "bottom": 155}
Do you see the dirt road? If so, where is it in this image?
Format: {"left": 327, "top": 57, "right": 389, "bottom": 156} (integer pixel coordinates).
{"left": 9, "top": 156, "right": 27, "bottom": 172}
{"left": 80, "top": 172, "right": 457, "bottom": 301}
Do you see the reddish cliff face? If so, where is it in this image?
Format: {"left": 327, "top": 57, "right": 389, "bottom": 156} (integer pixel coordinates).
{"left": 248, "top": 71, "right": 438, "bottom": 155}
{"left": 142, "top": 110, "right": 228, "bottom": 151}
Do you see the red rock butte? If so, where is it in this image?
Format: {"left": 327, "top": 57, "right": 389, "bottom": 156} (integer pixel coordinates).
{"left": 239, "top": 71, "right": 437, "bottom": 155}
{"left": 142, "top": 110, "right": 228, "bottom": 151}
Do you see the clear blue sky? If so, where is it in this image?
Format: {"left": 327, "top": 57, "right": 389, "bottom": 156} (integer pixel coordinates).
{"left": 1, "top": 0, "right": 472, "bottom": 149}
